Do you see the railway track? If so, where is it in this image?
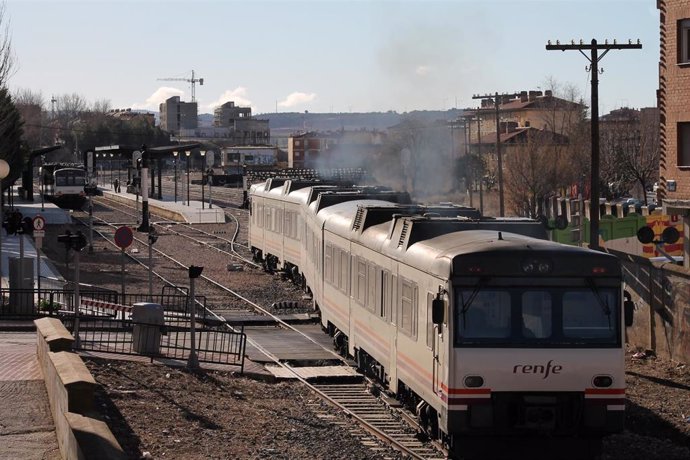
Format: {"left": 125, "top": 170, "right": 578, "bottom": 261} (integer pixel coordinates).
{"left": 71, "top": 193, "right": 448, "bottom": 459}
{"left": 311, "top": 383, "right": 445, "bottom": 459}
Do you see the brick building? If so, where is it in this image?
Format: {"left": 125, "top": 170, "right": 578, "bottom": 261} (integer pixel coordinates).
{"left": 658, "top": 0, "right": 690, "bottom": 268}
{"left": 287, "top": 130, "right": 385, "bottom": 169}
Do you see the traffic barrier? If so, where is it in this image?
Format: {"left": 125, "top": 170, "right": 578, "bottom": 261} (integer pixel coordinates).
{"left": 80, "top": 298, "right": 132, "bottom": 314}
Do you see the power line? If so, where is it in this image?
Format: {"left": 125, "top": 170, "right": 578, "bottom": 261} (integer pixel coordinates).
{"left": 546, "top": 38, "right": 642, "bottom": 251}
{"left": 472, "top": 91, "right": 521, "bottom": 217}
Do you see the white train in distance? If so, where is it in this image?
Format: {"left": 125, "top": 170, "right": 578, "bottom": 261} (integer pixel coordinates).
{"left": 39, "top": 164, "right": 87, "bottom": 209}
{"left": 248, "top": 178, "right": 634, "bottom": 459}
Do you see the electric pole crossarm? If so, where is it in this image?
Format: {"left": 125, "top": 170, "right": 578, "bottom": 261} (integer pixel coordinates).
{"left": 546, "top": 42, "right": 642, "bottom": 51}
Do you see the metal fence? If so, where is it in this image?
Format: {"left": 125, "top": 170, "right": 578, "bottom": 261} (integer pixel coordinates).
{"left": 63, "top": 315, "right": 246, "bottom": 370}
{"left": 0, "top": 285, "right": 205, "bottom": 322}
{"left": 0, "top": 287, "right": 119, "bottom": 318}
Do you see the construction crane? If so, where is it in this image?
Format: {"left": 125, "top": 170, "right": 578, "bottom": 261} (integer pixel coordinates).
{"left": 157, "top": 70, "right": 204, "bottom": 102}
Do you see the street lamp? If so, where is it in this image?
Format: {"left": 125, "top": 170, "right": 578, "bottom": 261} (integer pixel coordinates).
{"left": 185, "top": 150, "right": 191, "bottom": 206}
{"left": 199, "top": 150, "right": 206, "bottom": 209}
{"left": 109, "top": 153, "right": 114, "bottom": 188}
{"left": 95, "top": 153, "right": 100, "bottom": 185}
{"left": 0, "top": 159, "right": 9, "bottom": 280}
{"left": 173, "top": 151, "right": 178, "bottom": 203}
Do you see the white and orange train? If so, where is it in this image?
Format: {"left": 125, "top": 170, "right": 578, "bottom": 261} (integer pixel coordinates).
{"left": 249, "top": 178, "right": 633, "bottom": 458}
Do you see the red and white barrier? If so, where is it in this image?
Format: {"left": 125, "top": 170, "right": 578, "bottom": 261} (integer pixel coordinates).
{"left": 80, "top": 298, "right": 132, "bottom": 313}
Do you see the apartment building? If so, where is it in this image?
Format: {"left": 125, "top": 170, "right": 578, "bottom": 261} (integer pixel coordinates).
{"left": 658, "top": 0, "right": 690, "bottom": 267}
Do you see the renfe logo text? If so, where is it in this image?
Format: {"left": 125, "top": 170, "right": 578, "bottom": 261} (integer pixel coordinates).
{"left": 513, "top": 360, "right": 563, "bottom": 379}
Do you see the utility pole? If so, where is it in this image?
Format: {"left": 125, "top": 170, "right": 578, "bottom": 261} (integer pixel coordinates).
{"left": 472, "top": 92, "right": 520, "bottom": 217}
{"left": 138, "top": 145, "right": 150, "bottom": 232}
{"left": 546, "top": 39, "right": 641, "bottom": 250}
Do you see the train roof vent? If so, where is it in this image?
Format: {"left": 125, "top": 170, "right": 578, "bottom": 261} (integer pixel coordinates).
{"left": 352, "top": 207, "right": 365, "bottom": 231}
{"left": 398, "top": 221, "right": 410, "bottom": 248}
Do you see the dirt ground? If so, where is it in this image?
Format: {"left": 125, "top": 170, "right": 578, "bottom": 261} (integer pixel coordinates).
{"left": 83, "top": 349, "right": 690, "bottom": 460}
{"left": 40, "top": 205, "right": 690, "bottom": 459}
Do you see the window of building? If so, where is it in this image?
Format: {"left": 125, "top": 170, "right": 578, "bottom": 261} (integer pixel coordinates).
{"left": 679, "top": 122, "right": 690, "bottom": 167}
{"left": 679, "top": 19, "right": 690, "bottom": 64}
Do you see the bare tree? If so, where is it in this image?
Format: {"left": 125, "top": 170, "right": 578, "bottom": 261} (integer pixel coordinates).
{"left": 503, "top": 79, "right": 589, "bottom": 216}
{"left": 599, "top": 108, "right": 659, "bottom": 203}
{"left": 13, "top": 88, "right": 45, "bottom": 149}
{"left": 0, "top": 3, "right": 14, "bottom": 87}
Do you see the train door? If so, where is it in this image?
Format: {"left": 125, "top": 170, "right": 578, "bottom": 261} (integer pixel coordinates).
{"left": 428, "top": 290, "right": 446, "bottom": 399}
{"left": 387, "top": 270, "right": 399, "bottom": 393}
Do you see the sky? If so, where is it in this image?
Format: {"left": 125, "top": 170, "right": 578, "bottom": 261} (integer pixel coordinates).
{"left": 6, "top": 0, "right": 660, "bottom": 116}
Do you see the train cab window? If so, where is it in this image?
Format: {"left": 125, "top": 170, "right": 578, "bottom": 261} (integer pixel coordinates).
{"left": 56, "top": 176, "right": 67, "bottom": 186}
{"left": 562, "top": 289, "right": 617, "bottom": 341}
{"left": 74, "top": 175, "right": 86, "bottom": 186}
{"left": 454, "top": 287, "right": 620, "bottom": 347}
{"left": 457, "top": 290, "right": 511, "bottom": 340}
{"left": 521, "top": 292, "right": 552, "bottom": 339}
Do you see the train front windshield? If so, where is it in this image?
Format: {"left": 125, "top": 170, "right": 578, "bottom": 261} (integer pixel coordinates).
{"left": 454, "top": 286, "right": 620, "bottom": 348}
{"left": 55, "top": 172, "right": 86, "bottom": 187}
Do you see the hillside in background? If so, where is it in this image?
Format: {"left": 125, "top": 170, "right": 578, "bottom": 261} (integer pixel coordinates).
{"left": 198, "top": 109, "right": 464, "bottom": 135}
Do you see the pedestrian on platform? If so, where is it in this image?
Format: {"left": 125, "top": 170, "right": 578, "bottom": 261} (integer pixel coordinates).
{"left": 113, "top": 178, "right": 120, "bottom": 193}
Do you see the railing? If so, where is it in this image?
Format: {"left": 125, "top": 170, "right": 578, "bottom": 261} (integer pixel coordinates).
{"left": 63, "top": 316, "right": 246, "bottom": 370}
{"left": 0, "top": 286, "right": 204, "bottom": 322}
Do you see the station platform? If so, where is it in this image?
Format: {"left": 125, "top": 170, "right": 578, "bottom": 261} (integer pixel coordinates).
{"left": 100, "top": 184, "right": 225, "bottom": 224}
{"left": 1, "top": 188, "right": 67, "bottom": 289}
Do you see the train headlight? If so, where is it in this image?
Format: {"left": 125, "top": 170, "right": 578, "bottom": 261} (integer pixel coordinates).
{"left": 592, "top": 375, "right": 613, "bottom": 388}
{"left": 464, "top": 375, "right": 484, "bottom": 388}
{"left": 522, "top": 258, "right": 552, "bottom": 274}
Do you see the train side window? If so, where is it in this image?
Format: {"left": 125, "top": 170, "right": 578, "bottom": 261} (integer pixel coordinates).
{"left": 366, "top": 263, "right": 376, "bottom": 312}
{"left": 276, "top": 209, "right": 283, "bottom": 234}
{"left": 356, "top": 258, "right": 366, "bottom": 305}
{"left": 258, "top": 204, "right": 263, "bottom": 228}
{"left": 426, "top": 293, "right": 434, "bottom": 348}
{"left": 284, "top": 211, "right": 291, "bottom": 238}
{"left": 294, "top": 214, "right": 300, "bottom": 240}
{"left": 325, "top": 243, "right": 333, "bottom": 284}
{"left": 339, "top": 249, "right": 349, "bottom": 294}
{"left": 391, "top": 275, "right": 398, "bottom": 324}
{"left": 399, "top": 278, "right": 417, "bottom": 338}
{"left": 381, "top": 270, "right": 391, "bottom": 320}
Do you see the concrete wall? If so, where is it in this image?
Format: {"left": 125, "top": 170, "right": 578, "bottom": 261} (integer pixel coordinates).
{"left": 612, "top": 251, "right": 690, "bottom": 362}
{"left": 34, "top": 318, "right": 125, "bottom": 460}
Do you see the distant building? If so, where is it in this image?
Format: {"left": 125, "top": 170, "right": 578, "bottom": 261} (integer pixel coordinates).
{"left": 220, "top": 146, "right": 282, "bottom": 172}
{"left": 108, "top": 108, "right": 156, "bottom": 125}
{"left": 213, "top": 101, "right": 252, "bottom": 126}
{"left": 159, "top": 96, "right": 198, "bottom": 134}
{"left": 287, "top": 130, "right": 385, "bottom": 169}
{"left": 213, "top": 101, "right": 269, "bottom": 145}
{"left": 658, "top": 0, "right": 690, "bottom": 268}
{"left": 475, "top": 90, "right": 586, "bottom": 136}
